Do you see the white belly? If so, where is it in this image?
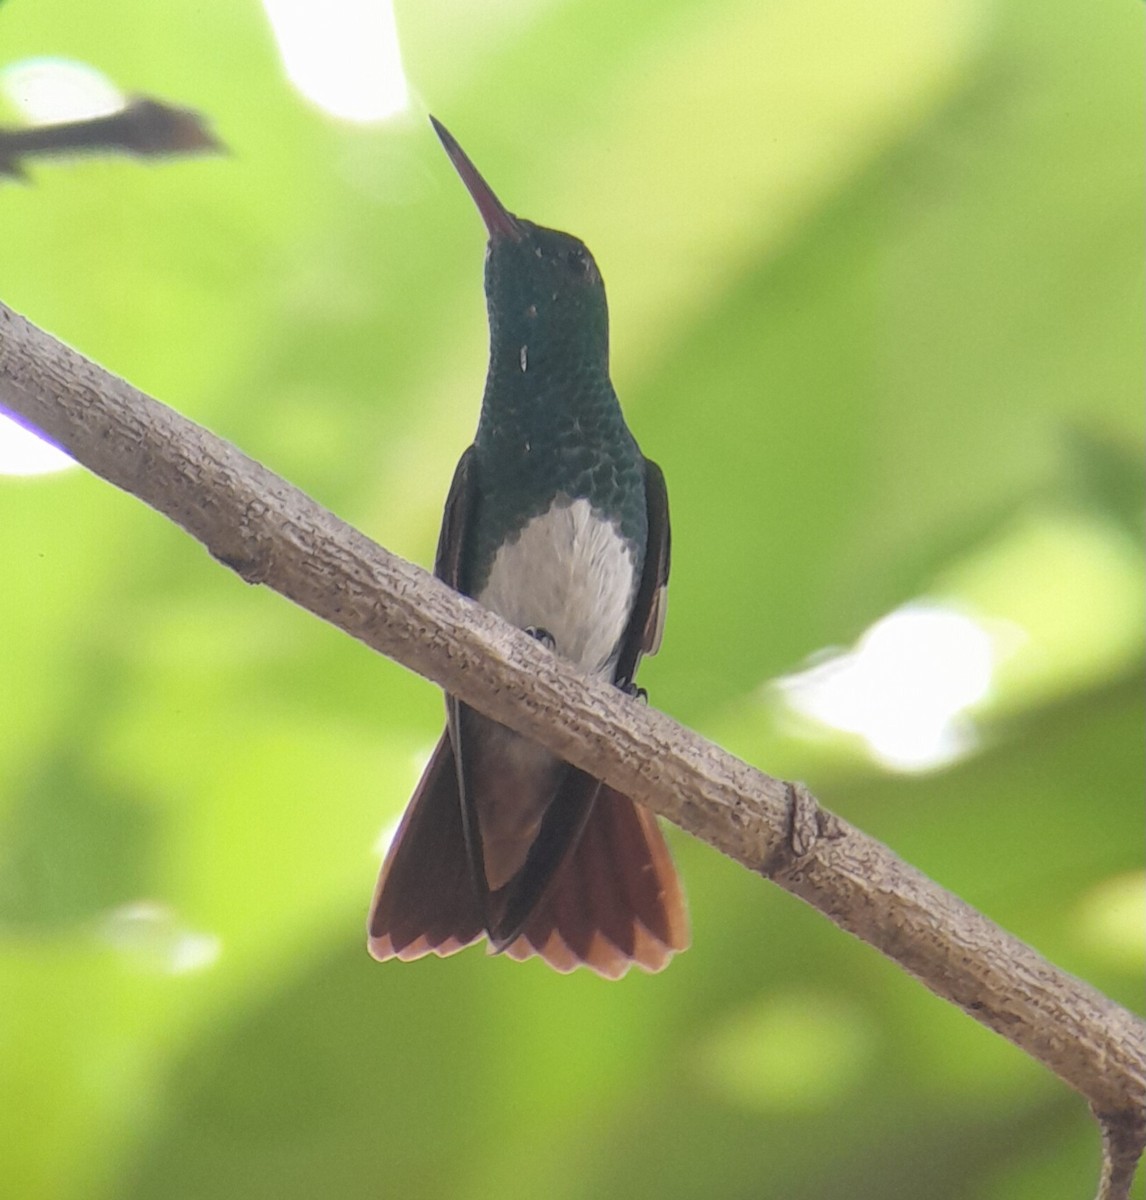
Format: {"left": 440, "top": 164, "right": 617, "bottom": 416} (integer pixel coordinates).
{"left": 476, "top": 498, "right": 638, "bottom": 677}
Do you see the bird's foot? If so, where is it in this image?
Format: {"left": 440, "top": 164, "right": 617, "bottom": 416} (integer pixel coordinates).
{"left": 618, "top": 678, "right": 648, "bottom": 704}
{"left": 525, "top": 626, "right": 556, "bottom": 652}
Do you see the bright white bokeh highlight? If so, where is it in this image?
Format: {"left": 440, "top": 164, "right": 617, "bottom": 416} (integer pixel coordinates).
{"left": 778, "top": 601, "right": 1007, "bottom": 772}
{"left": 0, "top": 59, "right": 129, "bottom": 480}
{"left": 100, "top": 901, "right": 222, "bottom": 974}
{"left": 0, "top": 415, "right": 76, "bottom": 477}
{"left": 262, "top": 0, "right": 409, "bottom": 122}
{"left": 0, "top": 57, "right": 124, "bottom": 123}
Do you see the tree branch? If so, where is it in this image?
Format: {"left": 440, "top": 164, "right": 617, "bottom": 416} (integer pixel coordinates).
{"left": 2, "top": 300, "right": 1143, "bottom": 1195}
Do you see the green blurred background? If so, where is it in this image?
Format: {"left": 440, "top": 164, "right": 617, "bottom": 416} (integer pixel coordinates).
{"left": 0, "top": 0, "right": 1142, "bottom": 1197}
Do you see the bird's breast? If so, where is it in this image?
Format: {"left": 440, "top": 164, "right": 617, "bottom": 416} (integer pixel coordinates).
{"left": 475, "top": 497, "right": 638, "bottom": 678}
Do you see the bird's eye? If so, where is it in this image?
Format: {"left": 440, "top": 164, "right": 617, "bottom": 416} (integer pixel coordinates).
{"left": 566, "top": 248, "right": 588, "bottom": 274}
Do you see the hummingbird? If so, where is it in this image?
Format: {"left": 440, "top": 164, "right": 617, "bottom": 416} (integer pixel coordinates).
{"left": 367, "top": 117, "right": 688, "bottom": 978}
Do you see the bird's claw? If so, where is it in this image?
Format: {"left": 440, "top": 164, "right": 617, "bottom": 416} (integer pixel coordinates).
{"left": 525, "top": 626, "right": 556, "bottom": 651}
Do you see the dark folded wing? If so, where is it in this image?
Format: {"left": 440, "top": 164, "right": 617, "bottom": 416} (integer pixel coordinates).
{"left": 614, "top": 457, "right": 670, "bottom": 686}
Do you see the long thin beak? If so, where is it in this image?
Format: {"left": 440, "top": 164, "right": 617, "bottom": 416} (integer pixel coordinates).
{"left": 430, "top": 115, "right": 523, "bottom": 242}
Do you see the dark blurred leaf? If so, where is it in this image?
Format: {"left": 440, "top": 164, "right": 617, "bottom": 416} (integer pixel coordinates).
{"left": 1061, "top": 424, "right": 1146, "bottom": 543}
{"left": 0, "top": 749, "right": 155, "bottom": 930}
{"left": 0, "top": 96, "right": 224, "bottom": 179}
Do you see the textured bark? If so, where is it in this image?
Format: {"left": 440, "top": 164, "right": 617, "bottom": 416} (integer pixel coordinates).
{"left": 2, "top": 300, "right": 1143, "bottom": 1192}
